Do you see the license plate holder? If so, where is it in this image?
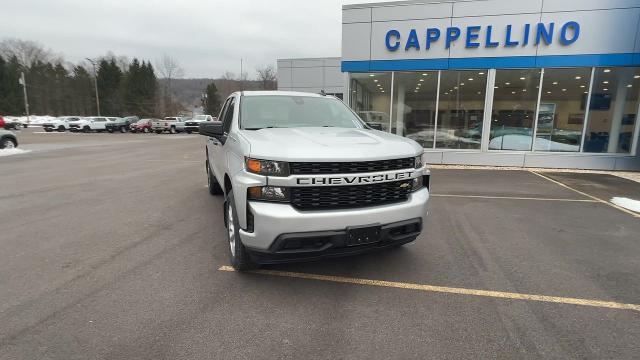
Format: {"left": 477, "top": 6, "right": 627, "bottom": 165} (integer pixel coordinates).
{"left": 346, "top": 225, "right": 381, "bottom": 246}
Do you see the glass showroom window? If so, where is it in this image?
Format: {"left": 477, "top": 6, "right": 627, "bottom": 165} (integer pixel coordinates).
{"left": 349, "top": 73, "right": 392, "bottom": 131}
{"left": 390, "top": 71, "right": 438, "bottom": 147}
{"left": 490, "top": 69, "right": 542, "bottom": 151}
{"left": 534, "top": 68, "right": 592, "bottom": 152}
{"left": 436, "top": 70, "right": 487, "bottom": 149}
{"left": 584, "top": 67, "right": 640, "bottom": 153}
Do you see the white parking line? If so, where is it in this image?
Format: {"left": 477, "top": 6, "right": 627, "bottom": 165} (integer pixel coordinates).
{"left": 531, "top": 171, "right": 640, "bottom": 218}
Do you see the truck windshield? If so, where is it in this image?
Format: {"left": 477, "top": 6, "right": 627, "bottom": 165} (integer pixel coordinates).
{"left": 240, "top": 95, "right": 364, "bottom": 130}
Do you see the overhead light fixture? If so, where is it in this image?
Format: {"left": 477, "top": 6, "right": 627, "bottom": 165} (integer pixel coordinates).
{"left": 369, "top": 74, "right": 375, "bottom": 77}
{"left": 494, "top": 86, "right": 499, "bottom": 89}
{"left": 381, "top": 90, "right": 385, "bottom": 93}
{"left": 627, "top": 84, "right": 633, "bottom": 88}
{"left": 444, "top": 92, "right": 449, "bottom": 95}
{"left": 575, "top": 76, "right": 582, "bottom": 80}
{"left": 584, "top": 91, "right": 588, "bottom": 94}
{"left": 421, "top": 73, "right": 428, "bottom": 76}
{"left": 511, "top": 91, "right": 516, "bottom": 94}
{"left": 562, "top": 89, "right": 567, "bottom": 92}
{"left": 468, "top": 78, "right": 474, "bottom": 81}
{"left": 603, "top": 81, "right": 609, "bottom": 84}
{"left": 547, "top": 91, "right": 552, "bottom": 94}
{"left": 419, "top": 79, "right": 424, "bottom": 82}
{"left": 580, "top": 85, "right": 586, "bottom": 88}
{"left": 603, "top": 88, "right": 608, "bottom": 91}
{"left": 477, "top": 91, "right": 482, "bottom": 95}
{"left": 414, "top": 90, "right": 418, "bottom": 93}
{"left": 604, "top": 69, "right": 611, "bottom": 73}
{"left": 522, "top": 89, "right": 527, "bottom": 92}
{"left": 520, "top": 77, "right": 526, "bottom": 80}
{"left": 461, "top": 83, "right": 465, "bottom": 86}
{"left": 478, "top": 72, "right": 485, "bottom": 75}
{"left": 454, "top": 86, "right": 458, "bottom": 89}
{"left": 552, "top": 81, "right": 558, "bottom": 85}
{"left": 505, "top": 82, "right": 510, "bottom": 85}
{"left": 635, "top": 75, "right": 640, "bottom": 79}
{"left": 374, "top": 79, "right": 378, "bottom": 83}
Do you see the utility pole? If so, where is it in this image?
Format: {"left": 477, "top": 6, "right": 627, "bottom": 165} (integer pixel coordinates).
{"left": 240, "top": 58, "right": 243, "bottom": 91}
{"left": 86, "top": 58, "right": 101, "bottom": 116}
{"left": 18, "top": 72, "right": 30, "bottom": 125}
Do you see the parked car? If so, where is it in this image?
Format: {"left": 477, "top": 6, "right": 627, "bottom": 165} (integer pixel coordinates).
{"left": 0, "top": 129, "right": 18, "bottom": 149}
{"left": 0, "top": 116, "right": 5, "bottom": 129}
{"left": 199, "top": 91, "right": 430, "bottom": 270}
{"left": 2, "top": 117, "right": 24, "bottom": 130}
{"left": 130, "top": 119, "right": 153, "bottom": 133}
{"left": 42, "top": 116, "right": 81, "bottom": 132}
{"left": 151, "top": 117, "right": 185, "bottom": 134}
{"left": 68, "top": 117, "right": 111, "bottom": 132}
{"left": 106, "top": 116, "right": 139, "bottom": 133}
{"left": 184, "top": 115, "right": 216, "bottom": 133}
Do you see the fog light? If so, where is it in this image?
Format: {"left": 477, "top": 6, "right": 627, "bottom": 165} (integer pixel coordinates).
{"left": 412, "top": 176, "right": 423, "bottom": 191}
{"left": 247, "top": 186, "right": 290, "bottom": 202}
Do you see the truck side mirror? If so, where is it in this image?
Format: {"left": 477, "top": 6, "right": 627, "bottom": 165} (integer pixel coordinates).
{"left": 199, "top": 121, "right": 224, "bottom": 137}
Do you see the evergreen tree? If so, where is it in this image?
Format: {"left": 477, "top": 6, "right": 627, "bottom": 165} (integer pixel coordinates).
{"left": 204, "top": 82, "right": 221, "bottom": 117}
{"left": 97, "top": 58, "right": 123, "bottom": 115}
{"left": 0, "top": 55, "right": 23, "bottom": 115}
{"left": 70, "top": 66, "right": 94, "bottom": 115}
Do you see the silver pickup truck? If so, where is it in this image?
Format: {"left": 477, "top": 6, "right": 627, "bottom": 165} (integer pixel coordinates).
{"left": 199, "top": 91, "right": 430, "bottom": 270}
{"left": 151, "top": 117, "right": 185, "bottom": 134}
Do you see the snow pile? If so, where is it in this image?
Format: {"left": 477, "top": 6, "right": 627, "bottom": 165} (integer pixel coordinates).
{"left": 611, "top": 197, "right": 640, "bottom": 213}
{"left": 3, "top": 115, "right": 57, "bottom": 125}
{"left": 0, "top": 148, "right": 32, "bottom": 157}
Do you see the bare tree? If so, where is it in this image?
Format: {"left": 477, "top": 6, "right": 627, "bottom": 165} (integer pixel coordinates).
{"left": 255, "top": 64, "right": 277, "bottom": 90}
{"left": 0, "top": 38, "right": 54, "bottom": 67}
{"left": 155, "top": 54, "right": 185, "bottom": 115}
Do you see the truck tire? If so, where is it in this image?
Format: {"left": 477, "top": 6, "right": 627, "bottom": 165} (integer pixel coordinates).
{"left": 155, "top": 130, "right": 163, "bottom": 134}
{"left": 0, "top": 137, "right": 17, "bottom": 149}
{"left": 107, "top": 128, "right": 114, "bottom": 133}
{"left": 225, "top": 190, "right": 258, "bottom": 271}
{"left": 83, "top": 126, "right": 90, "bottom": 133}
{"left": 120, "top": 126, "right": 127, "bottom": 133}
{"left": 45, "top": 128, "right": 53, "bottom": 132}
{"left": 143, "top": 128, "right": 150, "bottom": 133}
{"left": 169, "top": 126, "right": 176, "bottom": 134}
{"left": 207, "top": 161, "right": 224, "bottom": 195}
{"left": 57, "top": 125, "right": 65, "bottom": 132}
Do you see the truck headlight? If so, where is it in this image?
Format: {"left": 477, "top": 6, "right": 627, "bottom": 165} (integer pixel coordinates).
{"left": 246, "top": 158, "right": 289, "bottom": 177}
{"left": 414, "top": 155, "right": 423, "bottom": 169}
{"left": 247, "top": 186, "right": 290, "bottom": 202}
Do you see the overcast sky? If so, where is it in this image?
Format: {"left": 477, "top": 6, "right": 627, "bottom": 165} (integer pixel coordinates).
{"left": 1, "top": 0, "right": 394, "bottom": 78}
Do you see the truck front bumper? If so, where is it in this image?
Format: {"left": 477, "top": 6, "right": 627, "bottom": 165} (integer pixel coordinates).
{"left": 238, "top": 188, "right": 429, "bottom": 263}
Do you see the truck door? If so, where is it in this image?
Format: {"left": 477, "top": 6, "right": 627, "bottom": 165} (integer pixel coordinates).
{"left": 208, "top": 97, "right": 233, "bottom": 184}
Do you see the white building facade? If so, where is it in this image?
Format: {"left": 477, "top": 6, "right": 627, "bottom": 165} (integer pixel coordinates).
{"left": 282, "top": 0, "right": 640, "bottom": 170}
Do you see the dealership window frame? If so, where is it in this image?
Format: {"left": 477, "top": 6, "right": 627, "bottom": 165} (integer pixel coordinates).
{"left": 346, "top": 67, "right": 640, "bottom": 155}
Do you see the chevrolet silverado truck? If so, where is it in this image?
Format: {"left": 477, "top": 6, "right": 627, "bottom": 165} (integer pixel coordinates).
{"left": 106, "top": 116, "right": 139, "bottom": 133}
{"left": 199, "top": 91, "right": 430, "bottom": 270}
{"left": 152, "top": 117, "right": 184, "bottom": 134}
{"left": 42, "top": 116, "right": 81, "bottom": 132}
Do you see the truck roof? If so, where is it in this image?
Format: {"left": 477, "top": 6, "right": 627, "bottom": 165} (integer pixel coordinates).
{"left": 241, "top": 91, "right": 326, "bottom": 98}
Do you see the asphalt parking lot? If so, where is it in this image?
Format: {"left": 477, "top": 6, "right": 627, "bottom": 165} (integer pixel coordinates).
{"left": 1, "top": 128, "right": 639, "bottom": 359}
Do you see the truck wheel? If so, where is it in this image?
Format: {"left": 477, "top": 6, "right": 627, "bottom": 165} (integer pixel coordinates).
{"left": 225, "top": 190, "right": 258, "bottom": 271}
{"left": 57, "top": 125, "right": 65, "bottom": 132}
{"left": 155, "top": 130, "right": 163, "bottom": 134}
{"left": 207, "top": 161, "right": 223, "bottom": 195}
{"left": 186, "top": 130, "right": 192, "bottom": 134}
{"left": 169, "top": 127, "right": 176, "bottom": 134}
{"left": 120, "top": 126, "right": 127, "bottom": 133}
{"left": 0, "top": 137, "right": 17, "bottom": 149}
{"left": 44, "top": 128, "right": 53, "bottom": 132}
{"left": 83, "top": 126, "right": 90, "bottom": 133}
{"left": 107, "top": 128, "right": 114, "bottom": 133}
{"left": 143, "top": 128, "right": 150, "bottom": 133}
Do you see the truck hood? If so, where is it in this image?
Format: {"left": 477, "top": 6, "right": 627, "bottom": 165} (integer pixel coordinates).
{"left": 239, "top": 127, "right": 423, "bottom": 161}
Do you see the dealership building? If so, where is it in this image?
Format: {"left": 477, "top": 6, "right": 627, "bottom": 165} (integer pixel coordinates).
{"left": 278, "top": 0, "right": 640, "bottom": 170}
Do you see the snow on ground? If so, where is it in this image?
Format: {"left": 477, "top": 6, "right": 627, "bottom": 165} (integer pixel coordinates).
{"left": 0, "top": 148, "right": 32, "bottom": 157}
{"left": 4, "top": 115, "right": 56, "bottom": 125}
{"left": 611, "top": 197, "right": 640, "bottom": 213}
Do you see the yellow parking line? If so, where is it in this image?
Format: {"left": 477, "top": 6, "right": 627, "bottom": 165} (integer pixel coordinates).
{"left": 530, "top": 171, "right": 640, "bottom": 218}
{"left": 431, "top": 194, "right": 597, "bottom": 202}
{"left": 219, "top": 266, "right": 640, "bottom": 312}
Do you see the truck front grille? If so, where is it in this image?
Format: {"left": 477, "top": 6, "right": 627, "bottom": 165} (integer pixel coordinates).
{"left": 290, "top": 157, "right": 414, "bottom": 175}
{"left": 290, "top": 180, "right": 412, "bottom": 210}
